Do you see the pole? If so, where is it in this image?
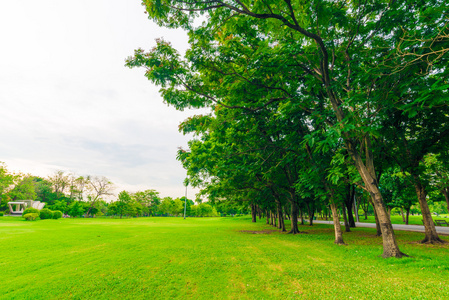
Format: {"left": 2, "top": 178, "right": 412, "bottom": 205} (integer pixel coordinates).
{"left": 183, "top": 184, "right": 187, "bottom": 219}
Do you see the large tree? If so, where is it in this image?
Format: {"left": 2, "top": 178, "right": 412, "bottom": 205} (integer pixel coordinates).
{"left": 130, "top": 0, "right": 448, "bottom": 257}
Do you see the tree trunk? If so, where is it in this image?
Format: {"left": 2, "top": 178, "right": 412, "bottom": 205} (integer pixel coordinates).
{"left": 354, "top": 195, "right": 360, "bottom": 223}
{"left": 277, "top": 202, "right": 286, "bottom": 232}
{"left": 371, "top": 199, "right": 382, "bottom": 237}
{"left": 330, "top": 202, "right": 345, "bottom": 245}
{"left": 306, "top": 204, "right": 314, "bottom": 226}
{"left": 346, "top": 200, "right": 356, "bottom": 227}
{"left": 342, "top": 204, "right": 351, "bottom": 232}
{"left": 345, "top": 184, "right": 356, "bottom": 227}
{"left": 300, "top": 210, "right": 305, "bottom": 225}
{"left": 413, "top": 178, "right": 445, "bottom": 244}
{"left": 288, "top": 201, "right": 300, "bottom": 234}
{"left": 309, "top": 212, "right": 314, "bottom": 226}
{"left": 251, "top": 204, "right": 257, "bottom": 223}
{"left": 405, "top": 208, "right": 410, "bottom": 225}
{"left": 400, "top": 207, "right": 405, "bottom": 223}
{"left": 266, "top": 209, "right": 270, "bottom": 224}
{"left": 348, "top": 139, "right": 406, "bottom": 257}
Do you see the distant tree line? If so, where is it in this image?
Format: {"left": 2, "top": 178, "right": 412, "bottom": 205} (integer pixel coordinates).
{"left": 0, "top": 164, "right": 243, "bottom": 218}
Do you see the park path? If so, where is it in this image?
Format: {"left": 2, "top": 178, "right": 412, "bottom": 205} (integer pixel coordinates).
{"left": 314, "top": 220, "right": 449, "bottom": 235}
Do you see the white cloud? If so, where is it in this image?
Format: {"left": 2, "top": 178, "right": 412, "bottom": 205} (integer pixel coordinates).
{"left": 0, "top": 0, "right": 206, "bottom": 199}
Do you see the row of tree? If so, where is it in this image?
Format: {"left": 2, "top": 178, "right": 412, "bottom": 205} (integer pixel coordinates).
{"left": 127, "top": 0, "right": 449, "bottom": 258}
{"left": 0, "top": 164, "right": 231, "bottom": 218}
{"left": 0, "top": 166, "right": 114, "bottom": 214}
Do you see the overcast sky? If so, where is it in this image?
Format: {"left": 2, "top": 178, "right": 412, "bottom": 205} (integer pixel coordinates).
{"left": 0, "top": 1, "right": 206, "bottom": 199}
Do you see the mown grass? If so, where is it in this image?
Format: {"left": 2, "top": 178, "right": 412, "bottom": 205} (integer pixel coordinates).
{"left": 0, "top": 216, "right": 448, "bottom": 299}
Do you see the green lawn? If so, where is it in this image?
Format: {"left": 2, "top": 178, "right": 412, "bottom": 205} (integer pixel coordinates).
{"left": 1, "top": 216, "right": 448, "bottom": 299}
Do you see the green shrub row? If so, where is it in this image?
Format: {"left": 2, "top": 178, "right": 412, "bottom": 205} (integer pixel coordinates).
{"left": 23, "top": 213, "right": 39, "bottom": 221}
{"left": 22, "top": 208, "right": 62, "bottom": 220}
{"left": 0, "top": 212, "right": 4, "bottom": 216}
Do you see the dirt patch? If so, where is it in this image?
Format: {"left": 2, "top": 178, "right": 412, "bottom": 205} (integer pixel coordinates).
{"left": 239, "top": 230, "right": 279, "bottom": 234}
{"left": 239, "top": 229, "right": 308, "bottom": 234}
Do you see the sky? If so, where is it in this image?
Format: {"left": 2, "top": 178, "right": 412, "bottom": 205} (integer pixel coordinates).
{"left": 0, "top": 0, "right": 207, "bottom": 199}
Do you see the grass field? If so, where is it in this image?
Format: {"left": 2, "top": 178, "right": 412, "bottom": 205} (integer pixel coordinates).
{"left": 1, "top": 216, "right": 448, "bottom": 299}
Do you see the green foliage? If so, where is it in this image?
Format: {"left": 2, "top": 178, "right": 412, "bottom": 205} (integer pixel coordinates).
{"left": 130, "top": 0, "right": 449, "bottom": 253}
{"left": 33, "top": 177, "right": 59, "bottom": 205}
{"left": 22, "top": 207, "right": 39, "bottom": 217}
{"left": 132, "top": 189, "right": 161, "bottom": 216}
{"left": 0, "top": 162, "right": 17, "bottom": 211}
{"left": 68, "top": 201, "right": 85, "bottom": 218}
{"left": 8, "top": 176, "right": 37, "bottom": 201}
{"left": 39, "top": 208, "right": 53, "bottom": 220}
{"left": 0, "top": 212, "right": 3, "bottom": 216}
{"left": 52, "top": 210, "right": 63, "bottom": 219}
{"left": 190, "top": 203, "right": 219, "bottom": 217}
{"left": 50, "top": 200, "right": 69, "bottom": 214}
{"left": 158, "top": 196, "right": 184, "bottom": 216}
{"left": 23, "top": 213, "right": 39, "bottom": 221}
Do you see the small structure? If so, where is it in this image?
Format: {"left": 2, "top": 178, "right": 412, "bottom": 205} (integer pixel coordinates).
{"left": 7, "top": 200, "right": 45, "bottom": 216}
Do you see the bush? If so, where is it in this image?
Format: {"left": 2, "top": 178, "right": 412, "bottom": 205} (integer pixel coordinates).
{"left": 22, "top": 207, "right": 39, "bottom": 217}
{"left": 24, "top": 213, "right": 39, "bottom": 221}
{"left": 0, "top": 212, "right": 4, "bottom": 216}
{"left": 52, "top": 210, "right": 63, "bottom": 219}
{"left": 39, "top": 208, "right": 53, "bottom": 220}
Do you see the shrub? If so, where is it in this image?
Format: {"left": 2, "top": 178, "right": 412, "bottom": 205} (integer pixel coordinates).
{"left": 0, "top": 212, "right": 4, "bottom": 216}
{"left": 52, "top": 210, "right": 63, "bottom": 219}
{"left": 22, "top": 207, "right": 39, "bottom": 217}
{"left": 39, "top": 208, "right": 53, "bottom": 219}
{"left": 24, "top": 213, "right": 39, "bottom": 221}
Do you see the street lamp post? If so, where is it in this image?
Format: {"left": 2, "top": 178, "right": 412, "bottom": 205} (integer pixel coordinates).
{"left": 183, "top": 183, "right": 188, "bottom": 219}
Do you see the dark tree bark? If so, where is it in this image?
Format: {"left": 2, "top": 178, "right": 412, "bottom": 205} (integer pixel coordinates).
{"left": 370, "top": 198, "right": 382, "bottom": 237}
{"left": 344, "top": 184, "right": 356, "bottom": 227}
{"left": 306, "top": 202, "right": 314, "bottom": 226}
{"left": 400, "top": 207, "right": 406, "bottom": 223}
{"left": 412, "top": 177, "right": 445, "bottom": 244}
{"left": 288, "top": 200, "right": 300, "bottom": 234}
{"left": 251, "top": 204, "right": 257, "bottom": 223}
{"left": 342, "top": 204, "right": 351, "bottom": 233}
{"left": 277, "top": 202, "right": 286, "bottom": 232}
{"left": 330, "top": 202, "right": 345, "bottom": 245}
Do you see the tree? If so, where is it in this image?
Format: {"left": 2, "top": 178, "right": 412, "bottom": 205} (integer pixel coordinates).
{"left": 130, "top": 0, "right": 449, "bottom": 257}
{"left": 133, "top": 189, "right": 161, "bottom": 216}
{"left": 86, "top": 176, "right": 114, "bottom": 216}
{"left": 158, "top": 197, "right": 183, "bottom": 216}
{"left": 68, "top": 201, "right": 85, "bottom": 218}
{"left": 34, "top": 177, "right": 60, "bottom": 205}
{"left": 0, "top": 163, "right": 17, "bottom": 211}
{"left": 8, "top": 175, "right": 37, "bottom": 201}
{"left": 48, "top": 170, "right": 69, "bottom": 198}
{"left": 51, "top": 200, "right": 69, "bottom": 215}
{"left": 116, "top": 190, "right": 132, "bottom": 219}
{"left": 425, "top": 153, "right": 449, "bottom": 211}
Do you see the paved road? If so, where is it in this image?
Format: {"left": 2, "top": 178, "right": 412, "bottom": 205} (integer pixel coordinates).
{"left": 314, "top": 220, "right": 449, "bottom": 235}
